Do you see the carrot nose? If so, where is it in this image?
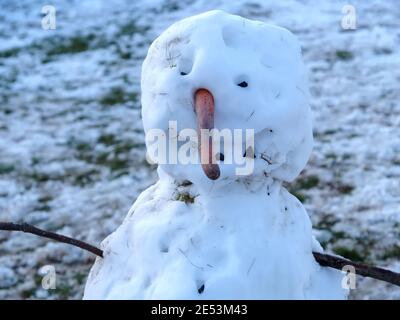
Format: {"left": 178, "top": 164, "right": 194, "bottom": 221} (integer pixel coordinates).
{"left": 194, "top": 89, "right": 220, "bottom": 180}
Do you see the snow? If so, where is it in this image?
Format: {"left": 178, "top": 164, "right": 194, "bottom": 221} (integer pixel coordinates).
{"left": 0, "top": 0, "right": 399, "bottom": 299}
{"left": 0, "top": 266, "right": 17, "bottom": 289}
{"left": 84, "top": 11, "right": 345, "bottom": 300}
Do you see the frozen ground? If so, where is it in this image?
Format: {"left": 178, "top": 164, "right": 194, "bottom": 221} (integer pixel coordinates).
{"left": 0, "top": 0, "right": 399, "bottom": 299}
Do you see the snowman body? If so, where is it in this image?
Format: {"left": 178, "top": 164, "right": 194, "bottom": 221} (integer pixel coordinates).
{"left": 84, "top": 172, "right": 345, "bottom": 299}
{"left": 84, "top": 10, "right": 346, "bottom": 299}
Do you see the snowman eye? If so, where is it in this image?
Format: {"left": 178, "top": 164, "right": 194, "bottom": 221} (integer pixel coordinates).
{"left": 235, "top": 75, "right": 249, "bottom": 88}
{"left": 178, "top": 58, "right": 193, "bottom": 76}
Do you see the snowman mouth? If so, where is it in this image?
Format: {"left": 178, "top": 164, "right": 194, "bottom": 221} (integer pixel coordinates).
{"left": 194, "top": 88, "right": 220, "bottom": 180}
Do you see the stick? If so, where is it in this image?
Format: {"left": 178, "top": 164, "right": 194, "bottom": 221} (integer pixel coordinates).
{"left": 1, "top": 222, "right": 400, "bottom": 286}
{"left": 313, "top": 252, "right": 400, "bottom": 286}
{"left": 0, "top": 222, "right": 103, "bottom": 258}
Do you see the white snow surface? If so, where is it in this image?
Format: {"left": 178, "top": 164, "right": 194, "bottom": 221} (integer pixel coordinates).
{"left": 84, "top": 11, "right": 345, "bottom": 300}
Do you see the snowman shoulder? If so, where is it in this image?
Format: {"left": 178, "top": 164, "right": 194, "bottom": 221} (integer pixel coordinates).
{"left": 278, "top": 186, "right": 312, "bottom": 227}
{"left": 279, "top": 186, "right": 306, "bottom": 211}
{"left": 124, "top": 182, "right": 160, "bottom": 221}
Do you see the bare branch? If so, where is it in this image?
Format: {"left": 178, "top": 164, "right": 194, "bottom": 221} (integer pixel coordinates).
{"left": 313, "top": 252, "right": 400, "bottom": 286}
{"left": 0, "top": 222, "right": 103, "bottom": 258}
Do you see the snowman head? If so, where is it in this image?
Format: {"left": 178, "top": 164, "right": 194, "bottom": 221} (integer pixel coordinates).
{"left": 141, "top": 10, "right": 313, "bottom": 185}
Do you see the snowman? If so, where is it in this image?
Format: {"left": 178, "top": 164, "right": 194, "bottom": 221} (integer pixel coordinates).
{"left": 84, "top": 10, "right": 347, "bottom": 299}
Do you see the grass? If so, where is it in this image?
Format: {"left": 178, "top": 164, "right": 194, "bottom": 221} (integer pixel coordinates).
{"left": 45, "top": 35, "right": 92, "bottom": 56}
{"left": 114, "top": 140, "right": 143, "bottom": 154}
{"left": 336, "top": 183, "right": 354, "bottom": 194}
{"left": 2, "top": 22, "right": 150, "bottom": 64}
{"left": 316, "top": 214, "right": 339, "bottom": 229}
{"left": 99, "top": 87, "right": 137, "bottom": 106}
{"left": 296, "top": 175, "right": 320, "bottom": 190}
{"left": 98, "top": 134, "right": 117, "bottom": 146}
{"left": 2, "top": 108, "right": 13, "bottom": 115}
{"left": 0, "top": 163, "right": 15, "bottom": 174}
{"left": 38, "top": 22, "right": 150, "bottom": 63}
{"left": 159, "top": 1, "right": 181, "bottom": 12}
{"left": 2, "top": 20, "right": 150, "bottom": 64}
{"left": 117, "top": 22, "right": 150, "bottom": 37}
{"left": 175, "top": 192, "right": 195, "bottom": 204}
{"left": 373, "top": 47, "right": 392, "bottom": 55}
{"left": 74, "top": 137, "right": 143, "bottom": 175}
{"left": 34, "top": 204, "right": 51, "bottom": 212}
{"left": 21, "top": 288, "right": 36, "bottom": 299}
{"left": 381, "top": 245, "right": 400, "bottom": 260}
{"left": 74, "top": 272, "right": 87, "bottom": 285}
{"left": 392, "top": 158, "right": 400, "bottom": 166}
{"left": 23, "top": 165, "right": 102, "bottom": 187}
{"left": 323, "top": 129, "right": 337, "bottom": 135}
{"left": 287, "top": 174, "right": 319, "bottom": 203}
{"left": 289, "top": 190, "right": 308, "bottom": 203}
{"left": 41, "top": 33, "right": 109, "bottom": 63}
{"left": 96, "top": 154, "right": 129, "bottom": 172}
{"left": 100, "top": 87, "right": 125, "bottom": 105}
{"left": 326, "top": 152, "right": 337, "bottom": 160}
{"left": 53, "top": 283, "right": 73, "bottom": 300}
{"left": 330, "top": 230, "right": 347, "bottom": 241}
{"left": 333, "top": 246, "right": 366, "bottom": 262}
{"left": 72, "top": 168, "right": 101, "bottom": 187}
{"left": 75, "top": 142, "right": 92, "bottom": 152}
{"left": 38, "top": 195, "right": 54, "bottom": 203}
{"left": 335, "top": 50, "right": 353, "bottom": 61}
{"left": 0, "top": 47, "right": 20, "bottom": 58}
{"left": 115, "top": 44, "right": 132, "bottom": 60}
{"left": 77, "top": 150, "right": 128, "bottom": 172}
{"left": 24, "top": 171, "right": 54, "bottom": 183}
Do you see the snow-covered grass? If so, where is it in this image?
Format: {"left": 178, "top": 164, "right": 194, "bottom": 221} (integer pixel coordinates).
{"left": 0, "top": 0, "right": 399, "bottom": 299}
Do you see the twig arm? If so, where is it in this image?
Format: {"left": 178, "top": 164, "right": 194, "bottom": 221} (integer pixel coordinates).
{"left": 0, "top": 222, "right": 103, "bottom": 257}
{"left": 313, "top": 252, "right": 400, "bottom": 286}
